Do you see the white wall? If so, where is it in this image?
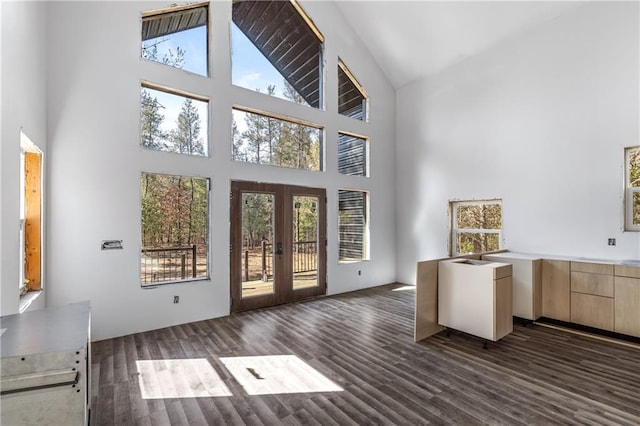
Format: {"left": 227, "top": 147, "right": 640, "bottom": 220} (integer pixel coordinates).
{"left": 1, "top": 1, "right": 48, "bottom": 316}
{"left": 396, "top": 2, "right": 640, "bottom": 285}
{"left": 45, "top": 1, "right": 396, "bottom": 340}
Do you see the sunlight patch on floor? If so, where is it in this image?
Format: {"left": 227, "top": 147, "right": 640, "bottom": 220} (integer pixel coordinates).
{"left": 392, "top": 285, "right": 415, "bottom": 292}
{"left": 219, "top": 355, "right": 343, "bottom": 396}
{"left": 136, "top": 358, "right": 232, "bottom": 399}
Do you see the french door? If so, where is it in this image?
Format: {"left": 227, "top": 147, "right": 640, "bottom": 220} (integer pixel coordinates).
{"left": 230, "top": 181, "right": 327, "bottom": 312}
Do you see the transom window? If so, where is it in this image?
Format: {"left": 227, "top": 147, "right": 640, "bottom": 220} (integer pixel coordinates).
{"left": 232, "top": 107, "right": 323, "bottom": 171}
{"left": 140, "top": 84, "right": 209, "bottom": 156}
{"left": 625, "top": 146, "right": 640, "bottom": 231}
{"left": 232, "top": 0, "right": 324, "bottom": 108}
{"left": 450, "top": 200, "right": 502, "bottom": 255}
{"left": 338, "top": 59, "right": 368, "bottom": 121}
{"left": 141, "top": 2, "right": 209, "bottom": 76}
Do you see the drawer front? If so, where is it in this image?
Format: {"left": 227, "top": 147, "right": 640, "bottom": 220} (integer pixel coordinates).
{"left": 570, "top": 271, "right": 614, "bottom": 297}
{"left": 614, "top": 265, "right": 640, "bottom": 279}
{"left": 571, "top": 293, "right": 614, "bottom": 331}
{"left": 571, "top": 261, "right": 613, "bottom": 275}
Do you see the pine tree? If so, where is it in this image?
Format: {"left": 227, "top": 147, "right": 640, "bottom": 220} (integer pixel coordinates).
{"left": 140, "top": 89, "right": 166, "bottom": 150}
{"left": 171, "top": 98, "right": 204, "bottom": 155}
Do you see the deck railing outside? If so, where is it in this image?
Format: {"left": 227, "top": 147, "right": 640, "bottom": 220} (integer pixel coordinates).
{"left": 141, "top": 245, "right": 197, "bottom": 284}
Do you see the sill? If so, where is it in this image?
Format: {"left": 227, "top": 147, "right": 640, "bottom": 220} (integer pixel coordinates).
{"left": 19, "top": 290, "right": 43, "bottom": 313}
{"left": 339, "top": 259, "right": 369, "bottom": 264}
{"left": 141, "top": 276, "right": 210, "bottom": 288}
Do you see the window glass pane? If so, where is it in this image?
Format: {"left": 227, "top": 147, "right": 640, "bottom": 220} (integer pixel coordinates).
{"left": 338, "top": 133, "right": 367, "bottom": 176}
{"left": 141, "top": 173, "right": 209, "bottom": 285}
{"left": 293, "top": 196, "right": 319, "bottom": 290}
{"left": 338, "top": 60, "right": 367, "bottom": 121}
{"left": 633, "top": 192, "right": 640, "bottom": 226}
{"left": 628, "top": 148, "right": 640, "bottom": 187}
{"left": 141, "top": 5, "right": 208, "bottom": 76}
{"left": 339, "top": 190, "right": 368, "bottom": 261}
{"left": 456, "top": 232, "right": 500, "bottom": 254}
{"left": 456, "top": 203, "right": 502, "bottom": 229}
{"left": 232, "top": 0, "right": 323, "bottom": 108}
{"left": 232, "top": 109, "right": 322, "bottom": 171}
{"left": 140, "top": 86, "right": 208, "bottom": 156}
{"left": 241, "top": 193, "right": 275, "bottom": 298}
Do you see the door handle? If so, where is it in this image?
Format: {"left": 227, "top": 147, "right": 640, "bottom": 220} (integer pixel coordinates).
{"left": 276, "top": 242, "right": 283, "bottom": 255}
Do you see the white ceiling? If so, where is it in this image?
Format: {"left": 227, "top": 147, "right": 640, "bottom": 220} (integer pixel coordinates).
{"left": 334, "top": 1, "right": 584, "bottom": 88}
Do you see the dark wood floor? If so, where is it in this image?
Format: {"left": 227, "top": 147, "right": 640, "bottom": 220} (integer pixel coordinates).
{"left": 91, "top": 284, "right": 640, "bottom": 425}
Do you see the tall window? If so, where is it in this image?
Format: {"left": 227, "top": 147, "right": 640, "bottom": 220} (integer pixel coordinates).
{"left": 141, "top": 173, "right": 209, "bottom": 285}
{"left": 232, "top": 108, "right": 323, "bottom": 171}
{"left": 338, "top": 59, "right": 368, "bottom": 121}
{"left": 140, "top": 84, "right": 209, "bottom": 156}
{"left": 141, "top": 2, "right": 209, "bottom": 76}
{"left": 450, "top": 200, "right": 502, "bottom": 256}
{"left": 232, "top": 0, "right": 324, "bottom": 108}
{"left": 625, "top": 146, "right": 640, "bottom": 231}
{"left": 338, "top": 190, "right": 369, "bottom": 262}
{"left": 338, "top": 132, "right": 368, "bottom": 177}
{"left": 19, "top": 132, "right": 43, "bottom": 295}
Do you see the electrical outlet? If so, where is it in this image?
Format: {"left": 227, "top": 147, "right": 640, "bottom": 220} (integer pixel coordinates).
{"left": 358, "top": 270, "right": 362, "bottom": 276}
{"left": 608, "top": 238, "right": 616, "bottom": 246}
{"left": 173, "top": 296, "right": 179, "bottom": 304}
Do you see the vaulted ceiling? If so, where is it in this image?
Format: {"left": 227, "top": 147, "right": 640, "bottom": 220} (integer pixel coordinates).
{"left": 334, "top": 1, "right": 584, "bottom": 88}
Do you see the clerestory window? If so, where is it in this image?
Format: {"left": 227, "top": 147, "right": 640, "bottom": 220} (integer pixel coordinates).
{"left": 141, "top": 2, "right": 209, "bottom": 76}
{"left": 338, "top": 59, "right": 368, "bottom": 121}
{"left": 231, "top": 0, "right": 324, "bottom": 108}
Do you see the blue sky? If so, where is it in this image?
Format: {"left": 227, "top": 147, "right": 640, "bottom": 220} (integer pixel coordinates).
{"left": 142, "top": 21, "right": 296, "bottom": 144}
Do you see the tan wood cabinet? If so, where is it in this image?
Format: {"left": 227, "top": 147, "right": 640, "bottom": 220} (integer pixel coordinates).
{"left": 541, "top": 260, "right": 570, "bottom": 322}
{"left": 614, "top": 265, "right": 640, "bottom": 337}
{"left": 570, "top": 262, "right": 614, "bottom": 331}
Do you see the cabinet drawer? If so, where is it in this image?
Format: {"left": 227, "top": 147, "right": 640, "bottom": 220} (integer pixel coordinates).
{"left": 571, "top": 261, "right": 613, "bottom": 275}
{"left": 570, "top": 271, "right": 613, "bottom": 297}
{"left": 571, "top": 293, "right": 614, "bottom": 331}
{"left": 614, "top": 265, "right": 640, "bottom": 279}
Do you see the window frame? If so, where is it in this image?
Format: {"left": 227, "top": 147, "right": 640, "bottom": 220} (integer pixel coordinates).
{"left": 449, "top": 199, "right": 503, "bottom": 256}
{"left": 338, "top": 59, "right": 369, "bottom": 122}
{"left": 19, "top": 132, "right": 44, "bottom": 295}
{"left": 338, "top": 189, "right": 370, "bottom": 263}
{"left": 337, "top": 131, "right": 369, "bottom": 177}
{"left": 232, "top": 105, "right": 325, "bottom": 171}
{"left": 140, "top": 81, "right": 210, "bottom": 157}
{"left": 624, "top": 146, "right": 640, "bottom": 231}
{"left": 140, "top": 1, "right": 210, "bottom": 77}
{"left": 231, "top": 0, "right": 325, "bottom": 109}
{"left": 140, "top": 172, "right": 211, "bottom": 287}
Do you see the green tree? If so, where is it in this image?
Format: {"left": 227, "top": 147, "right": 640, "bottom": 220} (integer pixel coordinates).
{"left": 140, "top": 89, "right": 166, "bottom": 150}
{"left": 171, "top": 98, "right": 204, "bottom": 155}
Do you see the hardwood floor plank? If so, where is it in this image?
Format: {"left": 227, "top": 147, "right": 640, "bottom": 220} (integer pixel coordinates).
{"left": 90, "top": 284, "right": 640, "bottom": 426}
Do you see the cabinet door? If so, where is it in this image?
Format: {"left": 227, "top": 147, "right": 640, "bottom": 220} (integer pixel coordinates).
{"left": 615, "top": 276, "right": 640, "bottom": 337}
{"left": 571, "top": 293, "right": 614, "bottom": 331}
{"left": 541, "top": 260, "right": 570, "bottom": 321}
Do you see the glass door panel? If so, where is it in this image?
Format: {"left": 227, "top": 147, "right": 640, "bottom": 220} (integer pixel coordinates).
{"left": 292, "top": 196, "right": 319, "bottom": 290}
{"left": 231, "top": 181, "right": 326, "bottom": 313}
{"left": 241, "top": 193, "right": 275, "bottom": 299}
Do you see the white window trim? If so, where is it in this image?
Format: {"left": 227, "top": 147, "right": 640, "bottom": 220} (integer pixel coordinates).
{"left": 450, "top": 199, "right": 503, "bottom": 256}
